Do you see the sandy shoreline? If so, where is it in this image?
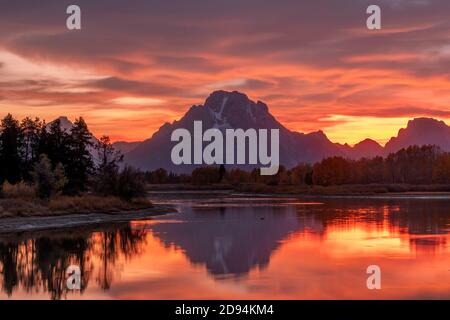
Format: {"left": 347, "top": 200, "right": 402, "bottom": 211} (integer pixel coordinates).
{"left": 0, "top": 204, "right": 176, "bottom": 234}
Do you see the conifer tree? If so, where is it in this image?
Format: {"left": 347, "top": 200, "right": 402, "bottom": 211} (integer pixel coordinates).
{"left": 66, "top": 117, "right": 94, "bottom": 193}
{"left": 20, "top": 117, "right": 42, "bottom": 181}
{"left": 0, "top": 114, "right": 23, "bottom": 183}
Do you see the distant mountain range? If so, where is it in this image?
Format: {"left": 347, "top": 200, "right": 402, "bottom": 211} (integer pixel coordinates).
{"left": 384, "top": 117, "right": 450, "bottom": 154}
{"left": 54, "top": 90, "right": 450, "bottom": 172}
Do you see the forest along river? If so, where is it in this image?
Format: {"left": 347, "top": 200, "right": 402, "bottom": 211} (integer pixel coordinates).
{"left": 0, "top": 191, "right": 449, "bottom": 299}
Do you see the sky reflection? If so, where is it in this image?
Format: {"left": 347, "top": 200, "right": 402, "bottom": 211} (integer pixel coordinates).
{"left": 0, "top": 197, "right": 449, "bottom": 299}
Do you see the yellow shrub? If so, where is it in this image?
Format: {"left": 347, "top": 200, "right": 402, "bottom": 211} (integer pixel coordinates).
{"left": 2, "top": 181, "right": 36, "bottom": 199}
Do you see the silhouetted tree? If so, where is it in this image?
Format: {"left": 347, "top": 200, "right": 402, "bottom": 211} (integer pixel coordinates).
{"left": 0, "top": 114, "right": 23, "bottom": 184}
{"left": 191, "top": 167, "right": 221, "bottom": 185}
{"left": 290, "top": 163, "right": 313, "bottom": 185}
{"left": 226, "top": 168, "right": 251, "bottom": 185}
{"left": 313, "top": 157, "right": 352, "bottom": 186}
{"left": 20, "top": 117, "right": 43, "bottom": 181}
{"left": 93, "top": 135, "right": 123, "bottom": 196}
{"left": 40, "top": 119, "right": 71, "bottom": 167}
{"left": 219, "top": 165, "right": 226, "bottom": 182}
{"left": 116, "top": 166, "right": 146, "bottom": 201}
{"left": 147, "top": 168, "right": 168, "bottom": 184}
{"left": 32, "top": 154, "right": 67, "bottom": 199}
{"left": 432, "top": 153, "right": 450, "bottom": 183}
{"left": 66, "top": 117, "right": 94, "bottom": 194}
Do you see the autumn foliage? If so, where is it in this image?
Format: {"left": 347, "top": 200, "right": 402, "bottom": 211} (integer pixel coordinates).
{"left": 145, "top": 145, "right": 450, "bottom": 187}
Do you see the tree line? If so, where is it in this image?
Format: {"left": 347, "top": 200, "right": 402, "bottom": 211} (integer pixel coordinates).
{"left": 145, "top": 145, "right": 450, "bottom": 186}
{"left": 0, "top": 114, "right": 145, "bottom": 199}
{"left": 4, "top": 112, "right": 449, "bottom": 193}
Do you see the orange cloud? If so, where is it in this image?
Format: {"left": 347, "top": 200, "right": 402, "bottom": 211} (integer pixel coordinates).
{"left": 1, "top": 0, "right": 450, "bottom": 143}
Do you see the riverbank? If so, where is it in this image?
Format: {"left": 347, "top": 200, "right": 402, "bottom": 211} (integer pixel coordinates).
{"left": 236, "top": 183, "right": 450, "bottom": 195}
{"left": 147, "top": 183, "right": 450, "bottom": 196}
{"left": 0, "top": 203, "right": 176, "bottom": 234}
{"left": 0, "top": 194, "right": 166, "bottom": 218}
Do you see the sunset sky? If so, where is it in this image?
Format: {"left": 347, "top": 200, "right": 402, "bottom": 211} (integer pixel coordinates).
{"left": 0, "top": 0, "right": 450, "bottom": 144}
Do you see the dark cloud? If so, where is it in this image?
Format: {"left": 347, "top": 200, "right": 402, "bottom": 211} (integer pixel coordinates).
{"left": 87, "top": 77, "right": 182, "bottom": 96}
{"left": 153, "top": 55, "right": 227, "bottom": 72}
{"left": 0, "top": 0, "right": 449, "bottom": 80}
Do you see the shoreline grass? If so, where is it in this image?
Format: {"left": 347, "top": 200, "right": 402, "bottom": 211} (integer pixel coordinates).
{"left": 0, "top": 194, "right": 153, "bottom": 219}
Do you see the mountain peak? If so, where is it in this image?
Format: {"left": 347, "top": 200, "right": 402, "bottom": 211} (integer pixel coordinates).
{"left": 56, "top": 116, "right": 73, "bottom": 126}
{"left": 354, "top": 138, "right": 382, "bottom": 148}
{"left": 208, "top": 90, "right": 248, "bottom": 100}
{"left": 202, "top": 90, "right": 271, "bottom": 129}
{"left": 385, "top": 117, "right": 450, "bottom": 154}
{"left": 48, "top": 116, "right": 74, "bottom": 132}
{"left": 308, "top": 130, "right": 328, "bottom": 140}
{"left": 205, "top": 90, "right": 268, "bottom": 112}
{"left": 406, "top": 117, "right": 447, "bottom": 130}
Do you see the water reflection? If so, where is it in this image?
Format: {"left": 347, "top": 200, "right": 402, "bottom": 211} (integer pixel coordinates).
{"left": 151, "top": 198, "right": 450, "bottom": 276}
{"left": 151, "top": 204, "right": 311, "bottom": 277}
{"left": 0, "top": 223, "right": 146, "bottom": 299}
{"left": 0, "top": 196, "right": 449, "bottom": 299}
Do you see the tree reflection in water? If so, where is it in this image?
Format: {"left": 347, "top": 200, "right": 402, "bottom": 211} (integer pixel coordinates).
{"left": 0, "top": 197, "right": 449, "bottom": 299}
{"left": 0, "top": 223, "right": 147, "bottom": 299}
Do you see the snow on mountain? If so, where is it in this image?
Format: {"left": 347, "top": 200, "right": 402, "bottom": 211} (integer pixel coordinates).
{"left": 124, "top": 90, "right": 345, "bottom": 172}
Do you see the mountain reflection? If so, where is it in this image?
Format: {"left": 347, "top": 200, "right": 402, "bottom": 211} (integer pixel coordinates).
{"left": 0, "top": 197, "right": 449, "bottom": 299}
{"left": 149, "top": 197, "right": 450, "bottom": 278}
{"left": 0, "top": 223, "right": 146, "bottom": 299}
{"left": 150, "top": 204, "right": 306, "bottom": 277}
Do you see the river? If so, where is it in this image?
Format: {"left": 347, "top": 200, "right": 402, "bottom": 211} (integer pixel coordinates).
{"left": 1, "top": 192, "right": 449, "bottom": 299}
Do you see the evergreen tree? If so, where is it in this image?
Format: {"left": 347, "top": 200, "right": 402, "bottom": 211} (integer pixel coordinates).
{"left": 219, "top": 164, "right": 226, "bottom": 182}
{"left": 44, "top": 119, "right": 71, "bottom": 167}
{"left": 37, "top": 120, "right": 48, "bottom": 157}
{"left": 0, "top": 114, "right": 23, "bottom": 183}
{"left": 66, "top": 117, "right": 94, "bottom": 193}
{"left": 20, "top": 117, "right": 42, "bottom": 181}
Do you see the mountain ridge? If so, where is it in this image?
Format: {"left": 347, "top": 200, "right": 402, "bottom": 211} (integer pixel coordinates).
{"left": 49, "top": 91, "right": 450, "bottom": 172}
{"left": 123, "top": 91, "right": 450, "bottom": 172}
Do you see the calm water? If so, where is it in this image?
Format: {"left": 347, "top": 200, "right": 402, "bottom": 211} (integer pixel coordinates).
{"left": 1, "top": 193, "right": 449, "bottom": 300}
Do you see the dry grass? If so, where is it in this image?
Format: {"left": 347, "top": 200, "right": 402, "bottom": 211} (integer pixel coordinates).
{"left": 0, "top": 194, "right": 153, "bottom": 218}
{"left": 2, "top": 181, "right": 36, "bottom": 199}
{"left": 47, "top": 195, "right": 152, "bottom": 214}
{"left": 0, "top": 181, "right": 153, "bottom": 218}
{"left": 0, "top": 198, "right": 47, "bottom": 218}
